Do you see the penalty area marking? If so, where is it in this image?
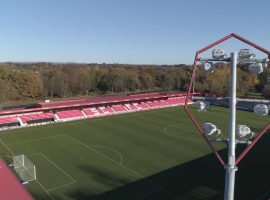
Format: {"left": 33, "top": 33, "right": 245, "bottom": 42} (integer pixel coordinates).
{"left": 6, "top": 134, "right": 124, "bottom": 166}
{"left": 0, "top": 138, "right": 55, "bottom": 200}
{"left": 2, "top": 131, "right": 162, "bottom": 198}
{"left": 35, "top": 179, "right": 55, "bottom": 200}
{"left": 27, "top": 153, "right": 77, "bottom": 191}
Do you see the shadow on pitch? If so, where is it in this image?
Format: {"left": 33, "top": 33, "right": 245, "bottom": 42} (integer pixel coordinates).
{"left": 65, "top": 133, "right": 270, "bottom": 200}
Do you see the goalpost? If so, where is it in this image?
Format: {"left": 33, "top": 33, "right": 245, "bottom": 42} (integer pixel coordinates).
{"left": 13, "top": 154, "right": 36, "bottom": 182}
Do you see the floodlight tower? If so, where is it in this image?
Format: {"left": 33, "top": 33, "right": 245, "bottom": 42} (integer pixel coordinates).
{"left": 184, "top": 33, "right": 270, "bottom": 200}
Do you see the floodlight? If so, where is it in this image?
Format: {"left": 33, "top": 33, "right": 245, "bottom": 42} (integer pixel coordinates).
{"left": 212, "top": 49, "right": 226, "bottom": 59}
{"left": 202, "top": 62, "right": 216, "bottom": 73}
{"left": 236, "top": 125, "right": 255, "bottom": 140}
{"left": 254, "top": 104, "right": 269, "bottom": 116}
{"left": 203, "top": 123, "right": 221, "bottom": 138}
{"left": 238, "top": 49, "right": 256, "bottom": 59}
{"left": 248, "top": 63, "right": 263, "bottom": 74}
{"left": 196, "top": 101, "right": 209, "bottom": 112}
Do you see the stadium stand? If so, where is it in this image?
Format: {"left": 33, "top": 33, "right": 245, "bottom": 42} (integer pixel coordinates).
{"left": 96, "top": 107, "right": 105, "bottom": 114}
{"left": 125, "top": 103, "right": 138, "bottom": 111}
{"left": 159, "top": 100, "right": 169, "bottom": 106}
{"left": 0, "top": 160, "right": 34, "bottom": 200}
{"left": 146, "top": 101, "right": 155, "bottom": 108}
{"left": 136, "top": 102, "right": 151, "bottom": 110}
{"left": 98, "top": 106, "right": 115, "bottom": 114}
{"left": 207, "top": 97, "right": 270, "bottom": 111}
{"left": 111, "top": 105, "right": 128, "bottom": 112}
{"left": 166, "top": 97, "right": 186, "bottom": 105}
{"left": 0, "top": 117, "right": 20, "bottom": 128}
{"left": 146, "top": 100, "right": 171, "bottom": 108}
{"left": 0, "top": 92, "right": 199, "bottom": 130}
{"left": 83, "top": 108, "right": 102, "bottom": 117}
{"left": 56, "top": 109, "right": 84, "bottom": 120}
{"left": 20, "top": 112, "right": 55, "bottom": 124}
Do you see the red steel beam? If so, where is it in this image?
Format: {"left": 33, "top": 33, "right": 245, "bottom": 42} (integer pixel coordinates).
{"left": 197, "top": 34, "right": 233, "bottom": 54}
{"left": 232, "top": 33, "right": 270, "bottom": 56}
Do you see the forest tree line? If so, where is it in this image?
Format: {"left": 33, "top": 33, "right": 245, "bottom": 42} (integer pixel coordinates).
{"left": 0, "top": 62, "right": 269, "bottom": 104}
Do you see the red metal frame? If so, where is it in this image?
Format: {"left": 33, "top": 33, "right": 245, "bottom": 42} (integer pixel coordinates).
{"left": 184, "top": 33, "right": 270, "bottom": 166}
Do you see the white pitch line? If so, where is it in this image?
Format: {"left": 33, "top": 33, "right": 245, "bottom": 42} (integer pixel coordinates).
{"left": 6, "top": 134, "right": 66, "bottom": 146}
{"left": 138, "top": 116, "right": 203, "bottom": 142}
{"left": 38, "top": 153, "right": 76, "bottom": 183}
{"left": 0, "top": 140, "right": 55, "bottom": 200}
{"left": 28, "top": 153, "right": 77, "bottom": 192}
{"left": 163, "top": 125, "right": 204, "bottom": 143}
{"left": 47, "top": 181, "right": 77, "bottom": 192}
{"left": 36, "top": 179, "right": 55, "bottom": 200}
{"left": 0, "top": 138, "right": 15, "bottom": 155}
{"left": 64, "top": 134, "right": 162, "bottom": 189}
{"left": 90, "top": 145, "right": 124, "bottom": 165}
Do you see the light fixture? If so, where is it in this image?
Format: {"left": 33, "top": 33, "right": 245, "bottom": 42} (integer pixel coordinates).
{"left": 202, "top": 62, "right": 216, "bottom": 73}
{"left": 248, "top": 63, "right": 263, "bottom": 74}
{"left": 196, "top": 101, "right": 209, "bottom": 112}
{"left": 203, "top": 123, "right": 221, "bottom": 138}
{"left": 212, "top": 49, "right": 226, "bottom": 59}
{"left": 238, "top": 49, "right": 256, "bottom": 59}
{"left": 236, "top": 125, "right": 255, "bottom": 140}
{"left": 254, "top": 104, "right": 269, "bottom": 116}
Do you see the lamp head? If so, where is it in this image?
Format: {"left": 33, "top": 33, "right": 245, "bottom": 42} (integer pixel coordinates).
{"left": 239, "top": 49, "right": 256, "bottom": 59}
{"left": 202, "top": 62, "right": 216, "bottom": 73}
{"left": 212, "top": 49, "right": 226, "bottom": 59}
{"left": 236, "top": 125, "right": 255, "bottom": 141}
{"left": 249, "top": 63, "right": 263, "bottom": 74}
{"left": 203, "top": 123, "right": 221, "bottom": 138}
{"left": 254, "top": 104, "right": 269, "bottom": 116}
{"left": 196, "top": 101, "right": 209, "bottom": 112}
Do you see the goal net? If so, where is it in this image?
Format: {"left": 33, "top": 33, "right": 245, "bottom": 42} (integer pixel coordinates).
{"left": 13, "top": 154, "right": 36, "bottom": 182}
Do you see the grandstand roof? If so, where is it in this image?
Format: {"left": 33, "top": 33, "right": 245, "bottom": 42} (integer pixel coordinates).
{"left": 37, "top": 92, "right": 181, "bottom": 108}
{"left": 0, "top": 92, "right": 204, "bottom": 116}
{"left": 0, "top": 160, "right": 34, "bottom": 200}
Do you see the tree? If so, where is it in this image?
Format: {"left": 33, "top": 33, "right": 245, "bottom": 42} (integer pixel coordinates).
{"left": 139, "top": 72, "right": 155, "bottom": 91}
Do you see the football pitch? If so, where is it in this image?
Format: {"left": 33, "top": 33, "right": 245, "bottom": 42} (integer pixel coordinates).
{"left": 0, "top": 106, "right": 269, "bottom": 200}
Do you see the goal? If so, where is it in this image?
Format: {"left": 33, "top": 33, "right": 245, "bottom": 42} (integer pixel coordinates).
{"left": 13, "top": 154, "right": 36, "bottom": 182}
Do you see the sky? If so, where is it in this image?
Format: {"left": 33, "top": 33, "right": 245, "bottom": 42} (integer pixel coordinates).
{"left": 0, "top": 0, "right": 269, "bottom": 64}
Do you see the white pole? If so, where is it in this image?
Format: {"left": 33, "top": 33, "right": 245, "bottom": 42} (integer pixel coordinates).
{"left": 22, "top": 154, "right": 25, "bottom": 167}
{"left": 34, "top": 165, "right": 37, "bottom": 180}
{"left": 224, "top": 52, "right": 238, "bottom": 200}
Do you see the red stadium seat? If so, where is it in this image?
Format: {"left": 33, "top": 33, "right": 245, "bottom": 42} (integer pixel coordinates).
{"left": 56, "top": 110, "right": 84, "bottom": 120}
{"left": 111, "top": 105, "right": 128, "bottom": 112}
{"left": 20, "top": 112, "right": 55, "bottom": 124}
{"left": 0, "top": 117, "right": 19, "bottom": 125}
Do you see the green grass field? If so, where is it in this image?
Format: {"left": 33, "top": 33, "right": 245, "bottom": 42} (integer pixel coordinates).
{"left": 0, "top": 106, "right": 270, "bottom": 200}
